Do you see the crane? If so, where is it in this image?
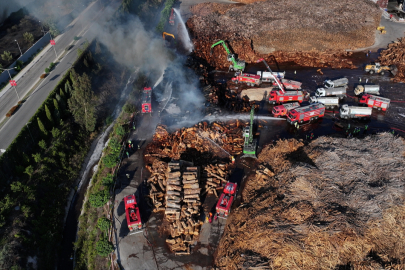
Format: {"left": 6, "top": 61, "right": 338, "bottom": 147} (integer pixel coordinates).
{"left": 242, "top": 106, "right": 257, "bottom": 158}
{"left": 211, "top": 40, "right": 245, "bottom": 73}
{"left": 256, "top": 58, "right": 285, "bottom": 93}
{"left": 162, "top": 32, "right": 175, "bottom": 40}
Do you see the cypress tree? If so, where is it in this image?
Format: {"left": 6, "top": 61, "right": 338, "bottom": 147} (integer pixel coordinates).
{"left": 54, "top": 108, "right": 61, "bottom": 123}
{"left": 45, "top": 105, "right": 54, "bottom": 125}
{"left": 53, "top": 98, "right": 59, "bottom": 111}
{"left": 60, "top": 88, "right": 66, "bottom": 99}
{"left": 37, "top": 117, "right": 48, "bottom": 136}
{"left": 65, "top": 80, "right": 72, "bottom": 94}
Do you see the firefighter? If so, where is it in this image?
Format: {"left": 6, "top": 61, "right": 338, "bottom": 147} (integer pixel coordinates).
{"left": 209, "top": 212, "right": 213, "bottom": 223}
{"left": 231, "top": 156, "right": 235, "bottom": 164}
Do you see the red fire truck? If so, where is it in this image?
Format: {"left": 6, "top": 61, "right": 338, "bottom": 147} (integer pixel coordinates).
{"left": 272, "top": 102, "right": 300, "bottom": 117}
{"left": 232, "top": 73, "right": 261, "bottom": 86}
{"left": 287, "top": 103, "right": 325, "bottom": 125}
{"left": 142, "top": 87, "right": 152, "bottom": 113}
{"left": 269, "top": 89, "right": 304, "bottom": 104}
{"left": 359, "top": 94, "right": 390, "bottom": 111}
{"left": 273, "top": 78, "right": 302, "bottom": 90}
{"left": 169, "top": 8, "right": 175, "bottom": 25}
{"left": 216, "top": 182, "right": 237, "bottom": 218}
{"left": 124, "top": 194, "right": 143, "bottom": 233}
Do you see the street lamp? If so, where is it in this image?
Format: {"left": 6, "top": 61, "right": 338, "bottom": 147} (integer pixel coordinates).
{"left": 0, "top": 67, "right": 20, "bottom": 101}
{"left": 49, "top": 33, "right": 58, "bottom": 59}
{"left": 26, "top": 122, "right": 34, "bottom": 143}
{"left": 39, "top": 21, "right": 45, "bottom": 36}
{"left": 15, "top": 40, "right": 22, "bottom": 56}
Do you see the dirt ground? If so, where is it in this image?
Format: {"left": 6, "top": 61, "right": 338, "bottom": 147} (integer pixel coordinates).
{"left": 214, "top": 134, "right": 405, "bottom": 270}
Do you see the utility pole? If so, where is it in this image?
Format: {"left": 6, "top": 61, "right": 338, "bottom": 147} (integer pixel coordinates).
{"left": 49, "top": 33, "right": 58, "bottom": 59}
{"left": 15, "top": 40, "right": 22, "bottom": 56}
{"left": 0, "top": 67, "right": 20, "bottom": 101}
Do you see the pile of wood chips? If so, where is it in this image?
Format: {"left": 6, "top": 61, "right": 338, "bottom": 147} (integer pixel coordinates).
{"left": 165, "top": 162, "right": 203, "bottom": 255}
{"left": 378, "top": 36, "right": 405, "bottom": 83}
{"left": 215, "top": 134, "right": 405, "bottom": 269}
{"left": 187, "top": 0, "right": 380, "bottom": 70}
{"left": 145, "top": 122, "right": 244, "bottom": 162}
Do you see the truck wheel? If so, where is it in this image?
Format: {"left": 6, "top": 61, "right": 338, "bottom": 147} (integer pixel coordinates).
{"left": 300, "top": 120, "right": 304, "bottom": 124}
{"left": 380, "top": 71, "right": 385, "bottom": 75}
{"left": 235, "top": 81, "right": 238, "bottom": 84}
{"left": 378, "top": 107, "right": 381, "bottom": 111}
{"left": 369, "top": 70, "right": 374, "bottom": 75}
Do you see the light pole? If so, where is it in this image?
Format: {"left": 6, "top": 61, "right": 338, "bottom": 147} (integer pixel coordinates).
{"left": 26, "top": 122, "right": 34, "bottom": 143}
{"left": 0, "top": 67, "right": 20, "bottom": 101}
{"left": 39, "top": 21, "right": 45, "bottom": 36}
{"left": 15, "top": 40, "right": 22, "bottom": 56}
{"left": 49, "top": 33, "right": 58, "bottom": 59}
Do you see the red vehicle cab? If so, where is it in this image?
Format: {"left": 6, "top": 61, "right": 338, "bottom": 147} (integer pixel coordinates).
{"left": 124, "top": 194, "right": 142, "bottom": 232}
{"left": 142, "top": 87, "right": 152, "bottom": 113}
{"left": 169, "top": 8, "right": 175, "bottom": 25}
{"left": 287, "top": 103, "right": 325, "bottom": 125}
{"left": 359, "top": 94, "right": 390, "bottom": 111}
{"left": 216, "top": 182, "right": 237, "bottom": 218}
{"left": 272, "top": 102, "right": 300, "bottom": 117}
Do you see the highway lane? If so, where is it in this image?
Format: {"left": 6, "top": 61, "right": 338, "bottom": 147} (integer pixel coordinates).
{"left": 0, "top": 0, "right": 118, "bottom": 151}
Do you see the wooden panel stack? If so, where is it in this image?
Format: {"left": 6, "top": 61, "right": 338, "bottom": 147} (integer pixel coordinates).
{"left": 166, "top": 166, "right": 203, "bottom": 255}
{"left": 201, "top": 164, "right": 230, "bottom": 197}
{"left": 146, "top": 160, "right": 168, "bottom": 211}
{"left": 165, "top": 161, "right": 182, "bottom": 220}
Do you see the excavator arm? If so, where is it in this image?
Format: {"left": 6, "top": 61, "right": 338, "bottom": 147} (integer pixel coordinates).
{"left": 163, "top": 32, "right": 175, "bottom": 40}
{"left": 210, "top": 40, "right": 231, "bottom": 55}
{"left": 211, "top": 40, "right": 246, "bottom": 72}
{"left": 257, "top": 58, "right": 285, "bottom": 93}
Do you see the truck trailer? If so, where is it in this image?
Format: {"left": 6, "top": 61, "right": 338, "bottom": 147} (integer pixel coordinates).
{"left": 315, "top": 86, "right": 347, "bottom": 99}
{"left": 287, "top": 103, "right": 325, "bottom": 124}
{"left": 216, "top": 182, "right": 238, "bottom": 218}
{"left": 269, "top": 89, "right": 304, "bottom": 104}
{"left": 273, "top": 78, "right": 302, "bottom": 90}
{"left": 339, "top": 104, "right": 372, "bottom": 119}
{"left": 359, "top": 94, "right": 390, "bottom": 111}
{"left": 124, "top": 194, "right": 143, "bottom": 233}
{"left": 232, "top": 73, "right": 261, "bottom": 86}
{"left": 354, "top": 85, "right": 380, "bottom": 96}
{"left": 272, "top": 102, "right": 300, "bottom": 117}
{"left": 309, "top": 96, "right": 339, "bottom": 109}
{"left": 256, "top": 71, "right": 285, "bottom": 82}
{"left": 324, "top": 78, "right": 348, "bottom": 88}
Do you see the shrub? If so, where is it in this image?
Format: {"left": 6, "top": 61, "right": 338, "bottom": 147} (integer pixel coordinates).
{"left": 89, "top": 189, "right": 109, "bottom": 208}
{"left": 23, "top": 32, "right": 34, "bottom": 45}
{"left": 115, "top": 125, "right": 125, "bottom": 137}
{"left": 95, "top": 237, "right": 114, "bottom": 257}
{"left": 97, "top": 217, "right": 110, "bottom": 232}
{"left": 45, "top": 68, "right": 50, "bottom": 73}
{"left": 15, "top": 60, "right": 24, "bottom": 71}
{"left": 40, "top": 74, "right": 47, "bottom": 79}
{"left": 123, "top": 103, "right": 136, "bottom": 114}
{"left": 103, "top": 153, "right": 119, "bottom": 168}
{"left": 102, "top": 174, "right": 114, "bottom": 187}
{"left": 6, "top": 105, "right": 19, "bottom": 117}
{"left": 49, "top": 62, "right": 55, "bottom": 70}
{"left": 1, "top": 51, "right": 13, "bottom": 63}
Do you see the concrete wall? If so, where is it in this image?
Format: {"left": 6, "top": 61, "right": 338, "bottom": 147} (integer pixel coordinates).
{"left": 0, "top": 32, "right": 51, "bottom": 85}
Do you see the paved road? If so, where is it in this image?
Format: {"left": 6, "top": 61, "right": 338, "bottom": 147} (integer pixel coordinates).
{"left": 0, "top": 0, "right": 117, "bottom": 151}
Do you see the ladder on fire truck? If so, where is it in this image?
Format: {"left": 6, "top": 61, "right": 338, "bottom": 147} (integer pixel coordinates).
{"left": 256, "top": 58, "right": 285, "bottom": 93}
{"left": 242, "top": 106, "right": 257, "bottom": 159}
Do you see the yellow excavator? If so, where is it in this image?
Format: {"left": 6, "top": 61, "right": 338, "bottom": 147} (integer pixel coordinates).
{"left": 365, "top": 62, "right": 397, "bottom": 75}
{"left": 162, "top": 32, "right": 175, "bottom": 40}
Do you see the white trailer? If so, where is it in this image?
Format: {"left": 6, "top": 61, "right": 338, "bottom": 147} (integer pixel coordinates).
{"left": 309, "top": 96, "right": 339, "bottom": 109}
{"left": 257, "top": 71, "right": 285, "bottom": 82}
{"left": 324, "top": 78, "right": 348, "bottom": 88}
{"left": 315, "top": 86, "right": 347, "bottom": 99}
{"left": 339, "top": 104, "right": 372, "bottom": 119}
{"left": 354, "top": 85, "right": 380, "bottom": 96}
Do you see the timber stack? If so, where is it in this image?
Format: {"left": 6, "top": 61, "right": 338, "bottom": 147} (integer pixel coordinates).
{"left": 378, "top": 37, "right": 405, "bottom": 83}
{"left": 146, "top": 160, "right": 168, "bottom": 211}
{"left": 201, "top": 163, "right": 230, "bottom": 197}
{"left": 165, "top": 164, "right": 203, "bottom": 255}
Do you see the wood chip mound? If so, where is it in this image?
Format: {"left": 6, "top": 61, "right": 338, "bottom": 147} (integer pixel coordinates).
{"left": 215, "top": 133, "right": 405, "bottom": 269}
{"left": 187, "top": 0, "right": 380, "bottom": 69}
{"left": 378, "top": 36, "right": 405, "bottom": 83}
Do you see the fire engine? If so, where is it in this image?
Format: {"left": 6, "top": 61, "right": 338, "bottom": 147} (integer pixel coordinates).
{"left": 169, "top": 8, "right": 175, "bottom": 25}
{"left": 142, "top": 87, "right": 152, "bottom": 113}
{"left": 287, "top": 103, "right": 325, "bottom": 125}
{"left": 359, "top": 94, "right": 390, "bottom": 111}
{"left": 124, "top": 194, "right": 143, "bottom": 233}
{"left": 272, "top": 102, "right": 300, "bottom": 117}
{"left": 269, "top": 89, "right": 304, "bottom": 104}
{"left": 232, "top": 73, "right": 261, "bottom": 86}
{"left": 216, "top": 182, "right": 237, "bottom": 218}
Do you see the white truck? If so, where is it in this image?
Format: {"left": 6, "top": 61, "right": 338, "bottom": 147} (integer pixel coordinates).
{"left": 354, "top": 85, "right": 380, "bottom": 96}
{"left": 324, "top": 78, "right": 348, "bottom": 88}
{"left": 315, "top": 86, "right": 347, "bottom": 99}
{"left": 339, "top": 104, "right": 372, "bottom": 119}
{"left": 256, "top": 71, "right": 285, "bottom": 82}
{"left": 309, "top": 96, "right": 339, "bottom": 109}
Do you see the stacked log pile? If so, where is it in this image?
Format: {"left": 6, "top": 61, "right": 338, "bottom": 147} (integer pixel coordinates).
{"left": 166, "top": 165, "right": 203, "bottom": 255}
{"left": 145, "top": 122, "right": 244, "bottom": 163}
{"left": 201, "top": 164, "right": 230, "bottom": 197}
{"left": 215, "top": 134, "right": 405, "bottom": 269}
{"left": 187, "top": 0, "right": 380, "bottom": 70}
{"left": 146, "top": 160, "right": 168, "bottom": 211}
{"left": 378, "top": 37, "right": 405, "bottom": 83}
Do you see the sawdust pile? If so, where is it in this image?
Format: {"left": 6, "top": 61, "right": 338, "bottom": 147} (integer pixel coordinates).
{"left": 215, "top": 133, "right": 405, "bottom": 269}
{"left": 187, "top": 0, "right": 380, "bottom": 69}
{"left": 378, "top": 36, "right": 405, "bottom": 83}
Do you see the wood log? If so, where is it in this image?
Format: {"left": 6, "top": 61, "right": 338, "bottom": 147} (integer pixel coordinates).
{"left": 184, "top": 194, "right": 200, "bottom": 199}
{"left": 184, "top": 183, "right": 200, "bottom": 189}
{"left": 167, "top": 202, "right": 181, "bottom": 209}
{"left": 167, "top": 180, "right": 182, "bottom": 185}
{"left": 167, "top": 190, "right": 181, "bottom": 196}
{"left": 167, "top": 185, "right": 182, "bottom": 191}
{"left": 207, "top": 172, "right": 227, "bottom": 182}
{"left": 165, "top": 208, "right": 180, "bottom": 214}
{"left": 158, "top": 179, "right": 165, "bottom": 191}
{"left": 169, "top": 171, "right": 181, "bottom": 178}
{"left": 166, "top": 238, "right": 176, "bottom": 244}
{"left": 182, "top": 180, "right": 199, "bottom": 185}
{"left": 166, "top": 195, "right": 181, "bottom": 201}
